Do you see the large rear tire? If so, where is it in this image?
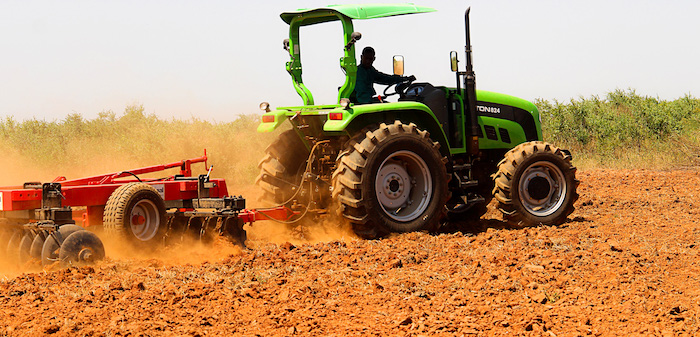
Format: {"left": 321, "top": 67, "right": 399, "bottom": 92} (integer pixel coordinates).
{"left": 256, "top": 129, "right": 310, "bottom": 205}
{"left": 492, "top": 141, "right": 579, "bottom": 227}
{"left": 332, "top": 121, "right": 449, "bottom": 239}
{"left": 103, "top": 182, "right": 167, "bottom": 246}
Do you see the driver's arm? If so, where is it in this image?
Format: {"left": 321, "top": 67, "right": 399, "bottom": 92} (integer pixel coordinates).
{"left": 373, "top": 68, "right": 407, "bottom": 85}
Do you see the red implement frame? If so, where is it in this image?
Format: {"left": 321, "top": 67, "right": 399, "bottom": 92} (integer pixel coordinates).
{"left": 0, "top": 151, "right": 297, "bottom": 225}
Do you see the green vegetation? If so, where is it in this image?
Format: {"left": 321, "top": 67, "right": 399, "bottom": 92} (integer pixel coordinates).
{"left": 538, "top": 89, "right": 700, "bottom": 168}
{"left": 1, "top": 89, "right": 698, "bottom": 186}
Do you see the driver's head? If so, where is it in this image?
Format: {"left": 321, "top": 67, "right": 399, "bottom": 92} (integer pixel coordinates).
{"left": 360, "top": 46, "right": 375, "bottom": 67}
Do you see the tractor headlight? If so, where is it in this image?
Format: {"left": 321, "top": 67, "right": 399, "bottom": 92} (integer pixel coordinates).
{"left": 259, "top": 102, "right": 271, "bottom": 112}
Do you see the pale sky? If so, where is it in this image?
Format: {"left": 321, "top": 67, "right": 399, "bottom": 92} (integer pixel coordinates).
{"left": 1, "top": 0, "right": 698, "bottom": 121}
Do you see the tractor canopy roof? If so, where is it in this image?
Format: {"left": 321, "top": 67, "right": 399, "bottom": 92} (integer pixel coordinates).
{"left": 280, "top": 3, "right": 435, "bottom": 26}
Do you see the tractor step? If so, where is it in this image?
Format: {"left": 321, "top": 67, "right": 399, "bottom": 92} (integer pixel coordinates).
{"left": 460, "top": 180, "right": 479, "bottom": 189}
{"left": 453, "top": 163, "right": 472, "bottom": 171}
{"left": 468, "top": 194, "right": 485, "bottom": 204}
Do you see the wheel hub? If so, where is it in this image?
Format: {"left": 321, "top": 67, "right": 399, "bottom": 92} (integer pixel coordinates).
{"left": 376, "top": 162, "right": 411, "bottom": 208}
{"left": 374, "top": 151, "right": 432, "bottom": 222}
{"left": 518, "top": 162, "right": 566, "bottom": 217}
{"left": 131, "top": 215, "right": 146, "bottom": 226}
{"left": 130, "top": 199, "right": 160, "bottom": 241}
{"left": 78, "top": 248, "right": 94, "bottom": 262}
{"left": 527, "top": 176, "right": 551, "bottom": 200}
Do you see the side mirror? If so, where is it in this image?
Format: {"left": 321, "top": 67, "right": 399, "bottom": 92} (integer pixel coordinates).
{"left": 350, "top": 32, "right": 362, "bottom": 42}
{"left": 345, "top": 32, "right": 362, "bottom": 50}
{"left": 450, "top": 51, "right": 459, "bottom": 72}
{"left": 393, "top": 55, "right": 405, "bottom": 76}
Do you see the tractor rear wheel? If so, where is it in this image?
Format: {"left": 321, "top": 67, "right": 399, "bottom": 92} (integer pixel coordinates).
{"left": 256, "top": 129, "right": 310, "bottom": 205}
{"left": 332, "top": 121, "right": 449, "bottom": 239}
{"left": 104, "top": 182, "right": 167, "bottom": 246}
{"left": 492, "top": 141, "right": 579, "bottom": 227}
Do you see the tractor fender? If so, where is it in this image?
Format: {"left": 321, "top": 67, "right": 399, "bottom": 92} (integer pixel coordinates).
{"left": 256, "top": 109, "right": 289, "bottom": 133}
{"left": 323, "top": 101, "right": 451, "bottom": 157}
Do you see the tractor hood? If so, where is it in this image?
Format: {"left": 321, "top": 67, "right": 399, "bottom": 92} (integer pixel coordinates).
{"left": 281, "top": 3, "right": 435, "bottom": 26}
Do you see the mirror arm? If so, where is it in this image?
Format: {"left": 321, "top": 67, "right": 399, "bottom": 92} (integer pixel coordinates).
{"left": 345, "top": 32, "right": 362, "bottom": 50}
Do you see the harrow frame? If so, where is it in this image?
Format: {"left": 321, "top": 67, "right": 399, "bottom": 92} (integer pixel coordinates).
{"left": 0, "top": 151, "right": 297, "bottom": 266}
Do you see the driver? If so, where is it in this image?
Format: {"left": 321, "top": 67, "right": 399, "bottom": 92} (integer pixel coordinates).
{"left": 354, "top": 46, "right": 415, "bottom": 104}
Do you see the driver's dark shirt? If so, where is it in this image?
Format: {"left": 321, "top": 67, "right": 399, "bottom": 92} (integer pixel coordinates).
{"left": 354, "top": 64, "right": 404, "bottom": 104}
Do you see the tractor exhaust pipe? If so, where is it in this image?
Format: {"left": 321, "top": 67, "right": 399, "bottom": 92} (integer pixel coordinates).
{"left": 464, "top": 7, "right": 480, "bottom": 155}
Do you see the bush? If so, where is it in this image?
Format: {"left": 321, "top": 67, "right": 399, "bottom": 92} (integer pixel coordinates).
{"left": 537, "top": 89, "right": 700, "bottom": 168}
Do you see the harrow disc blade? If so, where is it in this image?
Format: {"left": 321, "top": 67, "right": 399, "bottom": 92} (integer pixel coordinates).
{"left": 30, "top": 230, "right": 49, "bottom": 260}
{"left": 223, "top": 217, "right": 247, "bottom": 247}
{"left": 0, "top": 228, "right": 14, "bottom": 260}
{"left": 41, "top": 225, "right": 85, "bottom": 267}
{"left": 59, "top": 230, "right": 105, "bottom": 267}
{"left": 5, "top": 230, "right": 23, "bottom": 264}
{"left": 18, "top": 231, "right": 38, "bottom": 265}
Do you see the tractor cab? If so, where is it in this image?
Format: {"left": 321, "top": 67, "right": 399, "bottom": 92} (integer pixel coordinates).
{"left": 279, "top": 4, "right": 435, "bottom": 106}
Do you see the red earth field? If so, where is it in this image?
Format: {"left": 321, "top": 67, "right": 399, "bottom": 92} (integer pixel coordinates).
{"left": 1, "top": 168, "right": 700, "bottom": 336}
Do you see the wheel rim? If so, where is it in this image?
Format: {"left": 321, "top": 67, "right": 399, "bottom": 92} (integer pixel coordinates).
{"left": 374, "top": 150, "right": 432, "bottom": 222}
{"left": 518, "top": 161, "right": 567, "bottom": 217}
{"left": 130, "top": 199, "right": 160, "bottom": 241}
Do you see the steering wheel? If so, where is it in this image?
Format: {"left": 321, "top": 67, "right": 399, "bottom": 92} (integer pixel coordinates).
{"left": 381, "top": 77, "right": 416, "bottom": 99}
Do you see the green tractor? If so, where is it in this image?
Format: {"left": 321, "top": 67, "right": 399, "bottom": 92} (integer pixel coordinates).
{"left": 256, "top": 4, "right": 579, "bottom": 238}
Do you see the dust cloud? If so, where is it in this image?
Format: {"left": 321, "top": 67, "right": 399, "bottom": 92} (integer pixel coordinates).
{"left": 1, "top": 135, "right": 358, "bottom": 275}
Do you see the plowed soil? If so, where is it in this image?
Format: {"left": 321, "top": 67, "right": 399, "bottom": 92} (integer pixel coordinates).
{"left": 2, "top": 168, "right": 700, "bottom": 336}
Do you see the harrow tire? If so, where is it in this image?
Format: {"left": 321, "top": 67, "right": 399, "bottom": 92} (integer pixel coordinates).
{"left": 332, "top": 121, "right": 449, "bottom": 239}
{"left": 256, "top": 129, "right": 310, "bottom": 205}
{"left": 41, "top": 225, "right": 85, "bottom": 266}
{"left": 104, "top": 182, "right": 166, "bottom": 247}
{"left": 492, "top": 141, "right": 579, "bottom": 227}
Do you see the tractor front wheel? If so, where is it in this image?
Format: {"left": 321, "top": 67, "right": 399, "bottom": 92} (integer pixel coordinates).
{"left": 332, "top": 121, "right": 449, "bottom": 239}
{"left": 492, "top": 141, "right": 579, "bottom": 227}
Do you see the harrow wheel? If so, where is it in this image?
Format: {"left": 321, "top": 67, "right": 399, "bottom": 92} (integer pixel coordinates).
{"left": 59, "top": 230, "right": 106, "bottom": 266}
{"left": 41, "top": 225, "right": 85, "bottom": 266}
{"left": 104, "top": 182, "right": 166, "bottom": 247}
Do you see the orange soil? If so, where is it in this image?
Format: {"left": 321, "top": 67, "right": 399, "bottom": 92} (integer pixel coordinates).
{"left": 1, "top": 168, "right": 700, "bottom": 336}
